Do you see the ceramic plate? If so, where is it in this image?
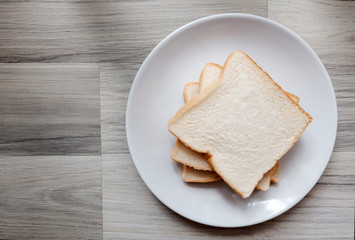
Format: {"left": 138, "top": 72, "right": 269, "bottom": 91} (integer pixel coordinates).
{"left": 126, "top": 14, "right": 337, "bottom": 227}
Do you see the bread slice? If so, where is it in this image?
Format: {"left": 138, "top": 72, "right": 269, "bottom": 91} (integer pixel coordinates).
{"left": 271, "top": 162, "right": 280, "bottom": 183}
{"left": 183, "top": 82, "right": 199, "bottom": 103}
{"left": 198, "top": 63, "right": 222, "bottom": 92}
{"left": 178, "top": 81, "right": 299, "bottom": 187}
{"left": 255, "top": 166, "right": 275, "bottom": 191}
{"left": 171, "top": 139, "right": 213, "bottom": 171}
{"left": 182, "top": 165, "right": 221, "bottom": 182}
{"left": 174, "top": 64, "right": 300, "bottom": 188}
{"left": 171, "top": 82, "right": 214, "bottom": 172}
{"left": 169, "top": 50, "right": 312, "bottom": 198}
{"left": 170, "top": 67, "right": 222, "bottom": 172}
{"left": 198, "top": 63, "right": 300, "bottom": 188}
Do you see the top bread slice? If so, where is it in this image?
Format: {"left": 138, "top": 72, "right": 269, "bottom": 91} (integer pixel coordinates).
{"left": 174, "top": 63, "right": 300, "bottom": 188}
{"left": 198, "top": 64, "right": 300, "bottom": 187}
{"left": 168, "top": 50, "right": 312, "bottom": 198}
{"left": 197, "top": 63, "right": 300, "bottom": 187}
{"left": 179, "top": 82, "right": 297, "bottom": 187}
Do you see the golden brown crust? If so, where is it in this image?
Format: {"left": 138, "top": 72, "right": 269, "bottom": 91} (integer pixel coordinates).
{"left": 271, "top": 162, "right": 280, "bottom": 183}
{"left": 285, "top": 92, "right": 300, "bottom": 104}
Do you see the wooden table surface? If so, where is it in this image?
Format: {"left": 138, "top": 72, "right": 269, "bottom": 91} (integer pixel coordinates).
{"left": 0, "top": 1, "right": 354, "bottom": 239}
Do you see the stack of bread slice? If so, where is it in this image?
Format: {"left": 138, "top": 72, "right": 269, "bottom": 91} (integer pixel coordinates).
{"left": 168, "top": 50, "right": 312, "bottom": 198}
{"left": 171, "top": 63, "right": 301, "bottom": 191}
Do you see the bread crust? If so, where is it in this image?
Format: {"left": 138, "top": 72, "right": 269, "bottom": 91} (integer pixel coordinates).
{"left": 171, "top": 140, "right": 214, "bottom": 171}
{"left": 182, "top": 165, "right": 221, "bottom": 183}
{"left": 271, "top": 162, "right": 280, "bottom": 183}
{"left": 255, "top": 167, "right": 275, "bottom": 191}
{"left": 183, "top": 82, "right": 199, "bottom": 102}
{"left": 285, "top": 92, "right": 300, "bottom": 104}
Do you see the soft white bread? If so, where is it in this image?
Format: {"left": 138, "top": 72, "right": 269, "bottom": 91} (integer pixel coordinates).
{"left": 171, "top": 140, "right": 213, "bottom": 171}
{"left": 169, "top": 50, "right": 312, "bottom": 198}
{"left": 179, "top": 82, "right": 299, "bottom": 188}
{"left": 255, "top": 167, "right": 275, "bottom": 191}
{"left": 269, "top": 94, "right": 299, "bottom": 184}
{"left": 174, "top": 64, "right": 300, "bottom": 187}
{"left": 198, "top": 63, "right": 222, "bottom": 92}
{"left": 198, "top": 63, "right": 301, "bottom": 188}
{"left": 259, "top": 92, "right": 300, "bottom": 187}
{"left": 172, "top": 82, "right": 214, "bottom": 171}
{"left": 182, "top": 165, "right": 221, "bottom": 183}
{"left": 178, "top": 64, "right": 300, "bottom": 187}
{"left": 183, "top": 82, "right": 199, "bottom": 103}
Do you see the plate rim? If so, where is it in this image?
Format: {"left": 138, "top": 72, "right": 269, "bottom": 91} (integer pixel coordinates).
{"left": 125, "top": 13, "right": 338, "bottom": 227}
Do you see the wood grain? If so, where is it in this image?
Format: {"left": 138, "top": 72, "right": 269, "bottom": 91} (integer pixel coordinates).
{"left": 0, "top": 64, "right": 101, "bottom": 155}
{"left": 0, "top": 156, "right": 102, "bottom": 240}
{"left": 0, "top": 0, "right": 353, "bottom": 239}
{"left": 0, "top": 1, "right": 266, "bottom": 63}
{"left": 268, "top": 0, "right": 355, "bottom": 152}
{"left": 100, "top": 63, "right": 139, "bottom": 155}
{"left": 100, "top": 1, "right": 354, "bottom": 239}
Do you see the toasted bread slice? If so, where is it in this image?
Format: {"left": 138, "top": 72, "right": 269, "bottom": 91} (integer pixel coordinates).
{"left": 169, "top": 50, "right": 312, "bottom": 198}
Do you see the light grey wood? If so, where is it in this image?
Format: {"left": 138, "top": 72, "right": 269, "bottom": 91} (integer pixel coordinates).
{"left": 102, "top": 152, "right": 354, "bottom": 240}
{"left": 0, "top": 155, "right": 102, "bottom": 240}
{"left": 268, "top": 0, "right": 355, "bottom": 152}
{"left": 0, "top": 0, "right": 353, "bottom": 239}
{"left": 0, "top": 1, "right": 266, "bottom": 63}
{"left": 268, "top": 0, "right": 355, "bottom": 66}
{"left": 0, "top": 64, "right": 101, "bottom": 155}
{"left": 100, "top": 63, "right": 139, "bottom": 154}
{"left": 100, "top": 0, "right": 354, "bottom": 239}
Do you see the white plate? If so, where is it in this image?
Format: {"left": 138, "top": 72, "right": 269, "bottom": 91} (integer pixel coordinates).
{"left": 126, "top": 14, "right": 337, "bottom": 227}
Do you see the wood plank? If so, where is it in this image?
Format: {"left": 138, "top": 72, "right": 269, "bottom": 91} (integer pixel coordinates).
{"left": 327, "top": 65, "right": 355, "bottom": 152}
{"left": 0, "top": 1, "right": 266, "bottom": 63}
{"left": 268, "top": 0, "right": 355, "bottom": 66}
{"left": 0, "top": 155, "right": 102, "bottom": 240}
{"left": 318, "top": 152, "right": 355, "bottom": 185}
{"left": 0, "top": 64, "right": 101, "bottom": 155}
{"left": 268, "top": 0, "right": 355, "bottom": 152}
{"left": 0, "top": 1, "right": 352, "bottom": 239}
{"left": 102, "top": 152, "right": 354, "bottom": 239}
{"left": 100, "top": 63, "right": 139, "bottom": 154}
